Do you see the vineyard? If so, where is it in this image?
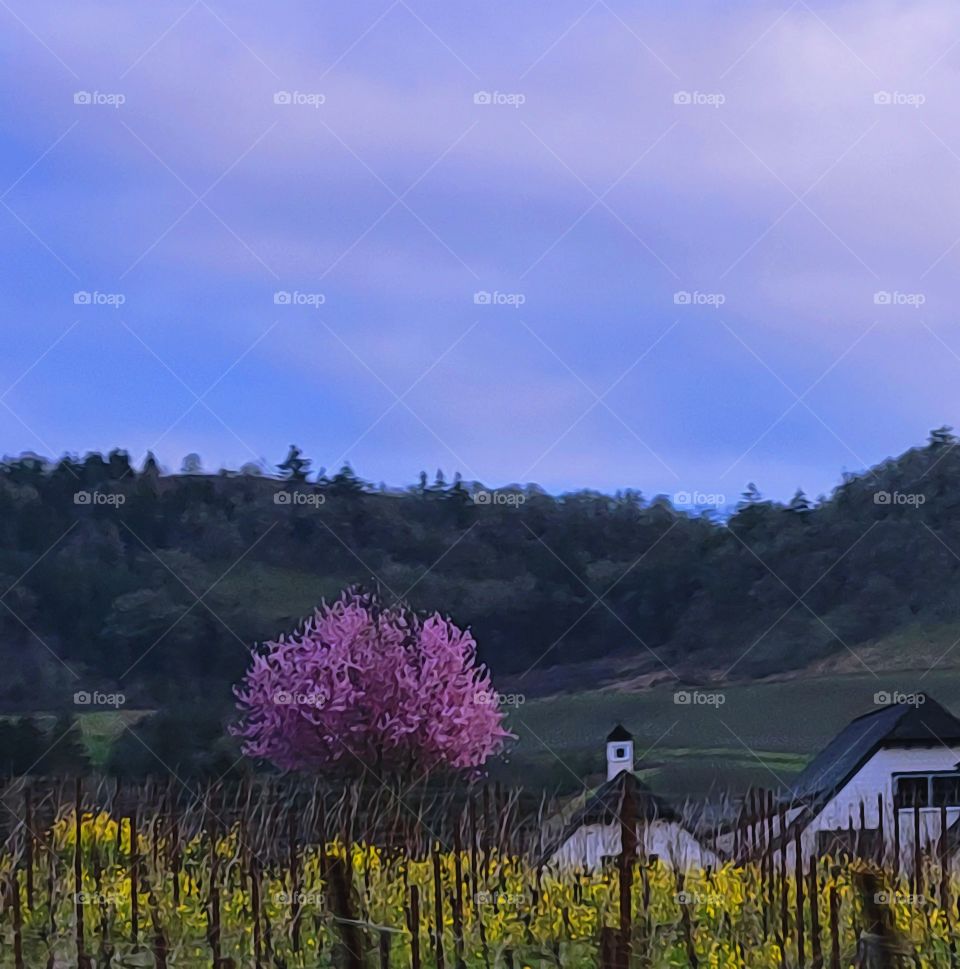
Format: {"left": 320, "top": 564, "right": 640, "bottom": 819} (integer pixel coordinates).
{"left": 0, "top": 778, "right": 953, "bottom": 967}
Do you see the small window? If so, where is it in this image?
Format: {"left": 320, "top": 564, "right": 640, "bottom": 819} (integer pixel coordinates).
{"left": 615, "top": 747, "right": 626, "bottom": 759}
{"left": 896, "top": 776, "right": 929, "bottom": 808}
{"left": 932, "top": 775, "right": 960, "bottom": 807}
{"left": 894, "top": 772, "right": 960, "bottom": 809}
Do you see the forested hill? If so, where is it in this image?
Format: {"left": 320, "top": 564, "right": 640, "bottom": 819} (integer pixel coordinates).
{"left": 2, "top": 429, "right": 960, "bottom": 710}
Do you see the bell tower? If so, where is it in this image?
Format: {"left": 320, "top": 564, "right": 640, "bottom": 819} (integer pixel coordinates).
{"left": 606, "top": 724, "right": 634, "bottom": 781}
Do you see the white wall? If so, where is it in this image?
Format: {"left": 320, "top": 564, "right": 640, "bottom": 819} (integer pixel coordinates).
{"left": 548, "top": 820, "right": 720, "bottom": 871}
{"left": 804, "top": 745, "right": 960, "bottom": 868}
{"left": 551, "top": 746, "right": 960, "bottom": 872}
{"left": 742, "top": 745, "right": 960, "bottom": 871}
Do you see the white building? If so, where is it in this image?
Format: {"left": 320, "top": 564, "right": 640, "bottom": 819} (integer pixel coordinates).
{"left": 732, "top": 693, "right": 960, "bottom": 870}
{"left": 540, "top": 725, "right": 719, "bottom": 870}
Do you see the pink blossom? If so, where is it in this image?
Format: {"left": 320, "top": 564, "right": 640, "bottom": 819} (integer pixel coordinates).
{"left": 232, "top": 588, "right": 511, "bottom": 775}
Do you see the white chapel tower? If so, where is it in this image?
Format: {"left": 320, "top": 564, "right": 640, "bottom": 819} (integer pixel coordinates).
{"left": 606, "top": 724, "right": 634, "bottom": 781}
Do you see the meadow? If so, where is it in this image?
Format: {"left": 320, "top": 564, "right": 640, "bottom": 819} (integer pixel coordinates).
{"left": 503, "top": 669, "right": 960, "bottom": 797}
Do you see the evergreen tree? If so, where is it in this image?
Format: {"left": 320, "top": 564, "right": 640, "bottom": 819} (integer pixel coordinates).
{"left": 277, "top": 445, "right": 311, "bottom": 482}
{"left": 181, "top": 452, "right": 203, "bottom": 474}
{"left": 142, "top": 451, "right": 161, "bottom": 477}
{"left": 329, "top": 463, "right": 364, "bottom": 497}
{"left": 929, "top": 425, "right": 956, "bottom": 449}
{"left": 788, "top": 488, "right": 812, "bottom": 514}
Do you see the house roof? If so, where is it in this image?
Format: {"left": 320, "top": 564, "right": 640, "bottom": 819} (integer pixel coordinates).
{"left": 785, "top": 693, "right": 960, "bottom": 811}
{"left": 538, "top": 771, "right": 679, "bottom": 865}
{"left": 607, "top": 724, "right": 633, "bottom": 742}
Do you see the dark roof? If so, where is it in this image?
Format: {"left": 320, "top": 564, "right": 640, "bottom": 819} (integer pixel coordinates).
{"left": 785, "top": 693, "right": 960, "bottom": 811}
{"left": 538, "top": 771, "right": 678, "bottom": 865}
{"left": 607, "top": 724, "right": 633, "bottom": 742}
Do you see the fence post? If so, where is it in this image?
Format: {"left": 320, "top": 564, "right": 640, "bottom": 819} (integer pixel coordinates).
{"left": 794, "top": 826, "right": 805, "bottom": 967}
{"left": 939, "top": 802, "right": 949, "bottom": 917}
{"left": 912, "top": 799, "right": 921, "bottom": 899}
{"left": 130, "top": 808, "right": 140, "bottom": 950}
{"left": 326, "top": 851, "right": 365, "bottom": 969}
{"left": 829, "top": 884, "right": 840, "bottom": 969}
{"left": 288, "top": 810, "right": 301, "bottom": 953}
{"left": 892, "top": 797, "right": 900, "bottom": 879}
{"left": 408, "top": 883, "right": 421, "bottom": 969}
{"left": 876, "top": 793, "right": 885, "bottom": 866}
{"left": 250, "top": 852, "right": 263, "bottom": 969}
{"left": 11, "top": 868, "right": 23, "bottom": 969}
{"left": 432, "top": 844, "right": 445, "bottom": 969}
{"left": 617, "top": 779, "right": 636, "bottom": 969}
{"left": 205, "top": 799, "right": 220, "bottom": 966}
{"left": 766, "top": 792, "right": 775, "bottom": 923}
{"left": 808, "top": 859, "right": 822, "bottom": 969}
{"left": 854, "top": 870, "right": 907, "bottom": 969}
{"left": 23, "top": 787, "right": 32, "bottom": 912}
{"left": 452, "top": 819, "right": 464, "bottom": 967}
{"left": 600, "top": 926, "right": 618, "bottom": 969}
{"left": 677, "top": 873, "right": 699, "bottom": 969}
{"left": 74, "top": 778, "right": 90, "bottom": 969}
{"left": 779, "top": 803, "right": 788, "bottom": 948}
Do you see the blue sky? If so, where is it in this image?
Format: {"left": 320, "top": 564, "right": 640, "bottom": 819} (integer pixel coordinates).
{"left": 2, "top": 0, "right": 959, "bottom": 501}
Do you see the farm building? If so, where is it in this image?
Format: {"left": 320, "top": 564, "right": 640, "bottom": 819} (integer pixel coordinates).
{"left": 539, "top": 725, "right": 719, "bottom": 870}
{"left": 727, "top": 692, "right": 960, "bottom": 870}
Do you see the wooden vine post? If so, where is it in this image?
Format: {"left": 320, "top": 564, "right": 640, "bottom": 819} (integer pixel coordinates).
{"left": 616, "top": 779, "right": 637, "bottom": 969}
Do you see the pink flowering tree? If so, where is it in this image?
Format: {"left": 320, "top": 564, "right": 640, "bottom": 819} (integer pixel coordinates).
{"left": 232, "top": 588, "right": 511, "bottom": 777}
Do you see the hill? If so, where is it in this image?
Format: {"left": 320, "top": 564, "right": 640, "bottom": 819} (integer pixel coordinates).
{"left": 1, "top": 430, "right": 960, "bottom": 719}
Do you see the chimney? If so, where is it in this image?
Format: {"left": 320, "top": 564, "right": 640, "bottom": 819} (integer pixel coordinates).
{"left": 606, "top": 724, "right": 634, "bottom": 781}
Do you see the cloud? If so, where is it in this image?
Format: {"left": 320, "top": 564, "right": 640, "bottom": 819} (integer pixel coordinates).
{"left": 2, "top": 0, "right": 960, "bottom": 496}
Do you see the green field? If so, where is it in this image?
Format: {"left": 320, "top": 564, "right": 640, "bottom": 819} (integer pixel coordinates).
{"left": 502, "top": 670, "right": 960, "bottom": 797}
{"left": 75, "top": 709, "right": 153, "bottom": 765}
{"left": 25, "top": 649, "right": 960, "bottom": 802}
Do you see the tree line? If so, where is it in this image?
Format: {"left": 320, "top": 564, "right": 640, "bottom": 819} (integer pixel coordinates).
{"left": 1, "top": 429, "right": 959, "bottom": 718}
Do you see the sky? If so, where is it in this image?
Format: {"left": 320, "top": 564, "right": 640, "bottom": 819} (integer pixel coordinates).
{"left": 1, "top": 0, "right": 959, "bottom": 503}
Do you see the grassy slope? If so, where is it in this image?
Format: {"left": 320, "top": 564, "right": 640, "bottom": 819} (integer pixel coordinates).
{"left": 76, "top": 710, "right": 152, "bottom": 766}
{"left": 503, "top": 668, "right": 960, "bottom": 798}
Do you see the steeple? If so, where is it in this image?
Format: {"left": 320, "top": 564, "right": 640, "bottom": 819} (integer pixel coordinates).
{"left": 606, "top": 724, "right": 634, "bottom": 780}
